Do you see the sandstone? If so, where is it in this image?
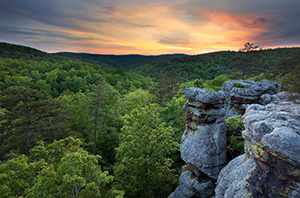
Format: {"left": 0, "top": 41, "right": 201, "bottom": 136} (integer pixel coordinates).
{"left": 216, "top": 102, "right": 300, "bottom": 197}
{"left": 170, "top": 80, "right": 283, "bottom": 198}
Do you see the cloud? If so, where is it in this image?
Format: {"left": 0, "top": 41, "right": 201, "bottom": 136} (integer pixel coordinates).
{"left": 156, "top": 31, "right": 193, "bottom": 45}
{"left": 0, "top": 0, "right": 299, "bottom": 54}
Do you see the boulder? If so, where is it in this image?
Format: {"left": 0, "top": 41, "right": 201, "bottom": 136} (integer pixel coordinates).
{"left": 222, "top": 80, "right": 278, "bottom": 116}
{"left": 216, "top": 103, "right": 300, "bottom": 197}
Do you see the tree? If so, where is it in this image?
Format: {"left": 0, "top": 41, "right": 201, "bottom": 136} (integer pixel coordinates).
{"left": 239, "top": 42, "right": 259, "bottom": 52}
{"left": 282, "top": 64, "right": 300, "bottom": 100}
{"left": 152, "top": 72, "right": 183, "bottom": 106}
{"left": 273, "top": 54, "right": 300, "bottom": 78}
{"left": 0, "top": 137, "right": 123, "bottom": 198}
{"left": 58, "top": 91, "right": 93, "bottom": 141}
{"left": 0, "top": 86, "right": 72, "bottom": 159}
{"left": 114, "top": 104, "right": 178, "bottom": 198}
{"left": 120, "top": 89, "right": 155, "bottom": 114}
{"left": 90, "top": 82, "right": 120, "bottom": 155}
{"left": 230, "top": 42, "right": 261, "bottom": 79}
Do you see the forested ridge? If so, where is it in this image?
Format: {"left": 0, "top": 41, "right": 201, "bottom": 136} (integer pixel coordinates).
{"left": 57, "top": 52, "right": 187, "bottom": 71}
{"left": 0, "top": 42, "right": 300, "bottom": 197}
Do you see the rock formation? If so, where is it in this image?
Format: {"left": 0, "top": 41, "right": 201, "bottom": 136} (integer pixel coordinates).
{"left": 216, "top": 102, "right": 300, "bottom": 197}
{"left": 169, "top": 80, "right": 279, "bottom": 198}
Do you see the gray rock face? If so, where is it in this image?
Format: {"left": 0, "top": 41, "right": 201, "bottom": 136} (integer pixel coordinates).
{"left": 170, "top": 80, "right": 280, "bottom": 198}
{"left": 215, "top": 154, "right": 255, "bottom": 198}
{"left": 222, "top": 80, "right": 279, "bottom": 116}
{"left": 260, "top": 93, "right": 280, "bottom": 104}
{"left": 216, "top": 103, "right": 300, "bottom": 197}
{"left": 170, "top": 171, "right": 215, "bottom": 198}
{"left": 181, "top": 122, "right": 227, "bottom": 179}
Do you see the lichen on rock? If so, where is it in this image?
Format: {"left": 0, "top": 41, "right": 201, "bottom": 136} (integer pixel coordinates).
{"left": 216, "top": 102, "right": 300, "bottom": 197}
{"left": 169, "top": 79, "right": 295, "bottom": 198}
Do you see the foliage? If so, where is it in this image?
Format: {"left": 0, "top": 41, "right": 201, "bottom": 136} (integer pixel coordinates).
{"left": 160, "top": 96, "right": 186, "bottom": 172}
{"left": 248, "top": 73, "right": 266, "bottom": 82}
{"left": 272, "top": 54, "right": 300, "bottom": 78}
{"left": 2, "top": 42, "right": 300, "bottom": 197}
{"left": 152, "top": 72, "right": 183, "bottom": 105}
{"left": 0, "top": 86, "right": 73, "bottom": 159}
{"left": 193, "top": 79, "right": 205, "bottom": 88}
{"left": 233, "top": 82, "right": 245, "bottom": 88}
{"left": 0, "top": 137, "right": 122, "bottom": 198}
{"left": 205, "top": 75, "right": 230, "bottom": 91}
{"left": 281, "top": 65, "right": 300, "bottom": 100}
{"left": 58, "top": 91, "right": 93, "bottom": 141}
{"left": 134, "top": 51, "right": 232, "bottom": 82}
{"left": 114, "top": 104, "right": 178, "bottom": 198}
{"left": 120, "top": 89, "right": 155, "bottom": 114}
{"left": 225, "top": 115, "right": 245, "bottom": 160}
{"left": 58, "top": 52, "right": 187, "bottom": 71}
{"left": 230, "top": 52, "right": 261, "bottom": 79}
{"left": 226, "top": 115, "right": 245, "bottom": 134}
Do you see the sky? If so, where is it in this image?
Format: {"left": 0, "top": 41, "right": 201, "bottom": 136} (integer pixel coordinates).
{"left": 0, "top": 0, "right": 300, "bottom": 55}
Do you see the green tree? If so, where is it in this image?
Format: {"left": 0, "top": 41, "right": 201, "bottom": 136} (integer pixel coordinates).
{"left": 114, "top": 104, "right": 178, "bottom": 198}
{"left": 272, "top": 54, "right": 300, "bottom": 78}
{"left": 282, "top": 64, "right": 300, "bottom": 100}
{"left": 90, "top": 82, "right": 120, "bottom": 155}
{"left": 58, "top": 91, "right": 92, "bottom": 141}
{"left": 0, "top": 86, "right": 72, "bottom": 159}
{"left": 0, "top": 137, "right": 123, "bottom": 198}
{"left": 205, "top": 74, "right": 230, "bottom": 91}
{"left": 230, "top": 42, "right": 261, "bottom": 79}
{"left": 225, "top": 115, "right": 245, "bottom": 161}
{"left": 120, "top": 89, "right": 155, "bottom": 114}
{"left": 152, "top": 72, "right": 183, "bottom": 106}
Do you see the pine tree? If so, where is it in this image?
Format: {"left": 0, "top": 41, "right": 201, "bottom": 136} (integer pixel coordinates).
{"left": 0, "top": 86, "right": 72, "bottom": 159}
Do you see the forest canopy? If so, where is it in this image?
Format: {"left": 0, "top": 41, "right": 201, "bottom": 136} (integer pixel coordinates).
{"left": 0, "top": 42, "right": 299, "bottom": 197}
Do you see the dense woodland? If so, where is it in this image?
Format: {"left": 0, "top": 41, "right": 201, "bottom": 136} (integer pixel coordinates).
{"left": 0, "top": 42, "right": 299, "bottom": 197}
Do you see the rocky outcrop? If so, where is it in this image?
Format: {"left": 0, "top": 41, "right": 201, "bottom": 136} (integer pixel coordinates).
{"left": 222, "top": 80, "right": 279, "bottom": 117}
{"left": 170, "top": 88, "right": 227, "bottom": 198}
{"left": 169, "top": 80, "right": 279, "bottom": 198}
{"left": 216, "top": 102, "right": 300, "bottom": 197}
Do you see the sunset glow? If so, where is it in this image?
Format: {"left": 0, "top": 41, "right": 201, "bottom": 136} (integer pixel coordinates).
{"left": 0, "top": 0, "right": 299, "bottom": 55}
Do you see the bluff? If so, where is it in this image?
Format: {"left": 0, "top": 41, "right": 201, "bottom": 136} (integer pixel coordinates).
{"left": 216, "top": 102, "right": 300, "bottom": 197}
{"left": 169, "top": 80, "right": 300, "bottom": 197}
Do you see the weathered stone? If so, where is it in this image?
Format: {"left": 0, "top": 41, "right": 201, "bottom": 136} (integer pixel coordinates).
{"left": 275, "top": 91, "right": 290, "bottom": 101}
{"left": 171, "top": 80, "right": 282, "bottom": 198}
{"left": 181, "top": 122, "right": 227, "bottom": 179}
{"left": 222, "top": 80, "right": 279, "bottom": 116}
{"left": 261, "top": 93, "right": 280, "bottom": 104}
{"left": 169, "top": 171, "right": 215, "bottom": 198}
{"left": 185, "top": 87, "right": 226, "bottom": 105}
{"left": 215, "top": 154, "right": 255, "bottom": 198}
{"left": 216, "top": 102, "right": 300, "bottom": 197}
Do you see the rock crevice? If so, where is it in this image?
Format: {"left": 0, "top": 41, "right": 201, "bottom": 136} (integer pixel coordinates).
{"left": 216, "top": 102, "right": 300, "bottom": 197}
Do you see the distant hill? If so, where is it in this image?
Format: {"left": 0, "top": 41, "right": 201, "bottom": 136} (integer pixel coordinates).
{"left": 1, "top": 42, "right": 299, "bottom": 82}
{"left": 0, "top": 42, "right": 154, "bottom": 96}
{"left": 57, "top": 52, "right": 187, "bottom": 71}
{"left": 0, "top": 42, "right": 69, "bottom": 62}
{"left": 130, "top": 48, "right": 300, "bottom": 81}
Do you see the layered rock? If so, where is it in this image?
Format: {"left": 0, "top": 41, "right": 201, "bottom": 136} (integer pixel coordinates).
{"left": 215, "top": 102, "right": 300, "bottom": 197}
{"left": 222, "top": 80, "right": 279, "bottom": 117}
{"left": 170, "top": 88, "right": 227, "bottom": 198}
{"left": 170, "top": 80, "right": 279, "bottom": 198}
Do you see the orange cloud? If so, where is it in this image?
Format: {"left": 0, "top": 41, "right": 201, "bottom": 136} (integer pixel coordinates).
{"left": 10, "top": 1, "right": 295, "bottom": 55}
